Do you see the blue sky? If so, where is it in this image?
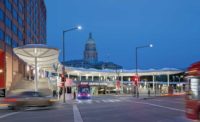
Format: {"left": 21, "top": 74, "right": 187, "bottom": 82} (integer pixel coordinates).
{"left": 45, "top": 0, "right": 200, "bottom": 70}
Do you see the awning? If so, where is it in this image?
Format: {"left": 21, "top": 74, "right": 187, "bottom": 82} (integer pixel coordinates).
{"left": 13, "top": 44, "right": 59, "bottom": 91}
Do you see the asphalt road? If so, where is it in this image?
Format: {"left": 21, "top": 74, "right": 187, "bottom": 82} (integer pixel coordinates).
{"left": 0, "top": 95, "right": 192, "bottom": 122}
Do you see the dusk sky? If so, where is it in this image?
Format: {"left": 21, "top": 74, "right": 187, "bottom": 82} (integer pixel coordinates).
{"left": 45, "top": 0, "right": 200, "bottom": 70}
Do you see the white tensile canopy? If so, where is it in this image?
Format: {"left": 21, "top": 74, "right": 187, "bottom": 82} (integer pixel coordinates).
{"left": 13, "top": 44, "right": 59, "bottom": 91}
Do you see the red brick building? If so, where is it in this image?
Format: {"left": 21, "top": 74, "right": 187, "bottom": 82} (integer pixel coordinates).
{"left": 0, "top": 0, "right": 46, "bottom": 93}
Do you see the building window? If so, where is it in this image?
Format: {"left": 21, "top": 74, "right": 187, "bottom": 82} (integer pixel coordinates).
{"left": 18, "top": 2, "right": 23, "bottom": 13}
{"left": 0, "top": 28, "right": 4, "bottom": 40}
{"left": 5, "top": 16, "right": 11, "bottom": 29}
{"left": 0, "top": 9, "right": 3, "bottom": 21}
{"left": 24, "top": 40, "right": 27, "bottom": 44}
{"left": 18, "top": 30, "right": 23, "bottom": 41}
{"left": 12, "top": 24, "right": 17, "bottom": 35}
{"left": 12, "top": 8, "right": 18, "bottom": 20}
{"left": 26, "top": 29, "right": 31, "bottom": 38}
{"left": 13, "top": 0, "right": 18, "bottom": 5}
{"left": 12, "top": 40, "right": 18, "bottom": 48}
{"left": 5, "top": 35, "right": 11, "bottom": 45}
{"left": 18, "top": 16, "right": 22, "bottom": 27}
{"left": 5, "top": 0, "right": 12, "bottom": 12}
{"left": 26, "top": 16, "right": 30, "bottom": 25}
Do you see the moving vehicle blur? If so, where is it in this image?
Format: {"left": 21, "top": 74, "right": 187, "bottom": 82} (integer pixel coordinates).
{"left": 77, "top": 84, "right": 91, "bottom": 100}
{"left": 185, "top": 61, "right": 200, "bottom": 120}
{"left": 1, "top": 91, "right": 57, "bottom": 110}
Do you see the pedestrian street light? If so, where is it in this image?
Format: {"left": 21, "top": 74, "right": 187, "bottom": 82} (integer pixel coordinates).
{"left": 62, "top": 25, "right": 82, "bottom": 103}
{"left": 135, "top": 44, "right": 153, "bottom": 98}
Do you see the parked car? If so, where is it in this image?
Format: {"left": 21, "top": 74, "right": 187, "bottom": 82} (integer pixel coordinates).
{"left": 2, "top": 91, "right": 57, "bottom": 110}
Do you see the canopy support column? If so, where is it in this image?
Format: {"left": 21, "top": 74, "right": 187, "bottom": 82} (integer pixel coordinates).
{"left": 35, "top": 57, "right": 38, "bottom": 91}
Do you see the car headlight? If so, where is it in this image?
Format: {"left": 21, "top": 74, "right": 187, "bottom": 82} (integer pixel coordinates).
{"left": 49, "top": 99, "right": 58, "bottom": 102}
{"left": 87, "top": 94, "right": 91, "bottom": 97}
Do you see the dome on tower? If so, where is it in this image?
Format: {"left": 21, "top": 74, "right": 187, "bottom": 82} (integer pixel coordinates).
{"left": 86, "top": 33, "right": 95, "bottom": 44}
{"left": 84, "top": 32, "right": 98, "bottom": 64}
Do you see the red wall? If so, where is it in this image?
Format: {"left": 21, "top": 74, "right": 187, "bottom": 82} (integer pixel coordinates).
{"left": 0, "top": 51, "right": 5, "bottom": 88}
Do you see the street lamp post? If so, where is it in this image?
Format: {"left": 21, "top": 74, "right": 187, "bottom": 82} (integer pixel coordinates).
{"left": 135, "top": 44, "right": 153, "bottom": 98}
{"left": 62, "top": 25, "right": 82, "bottom": 103}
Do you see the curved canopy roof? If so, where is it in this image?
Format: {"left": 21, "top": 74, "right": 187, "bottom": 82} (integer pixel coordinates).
{"left": 64, "top": 67, "right": 184, "bottom": 76}
{"left": 13, "top": 44, "right": 59, "bottom": 68}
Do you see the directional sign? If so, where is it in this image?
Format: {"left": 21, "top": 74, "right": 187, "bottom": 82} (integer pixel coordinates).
{"left": 116, "top": 80, "right": 120, "bottom": 90}
{"left": 65, "top": 78, "right": 73, "bottom": 87}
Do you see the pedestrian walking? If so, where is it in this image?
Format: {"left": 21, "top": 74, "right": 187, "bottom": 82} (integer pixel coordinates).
{"left": 53, "top": 90, "right": 57, "bottom": 97}
{"left": 148, "top": 89, "right": 150, "bottom": 97}
{"left": 73, "top": 91, "right": 76, "bottom": 100}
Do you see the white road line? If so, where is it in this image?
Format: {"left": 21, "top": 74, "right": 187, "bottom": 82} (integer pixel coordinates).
{"left": 102, "top": 100, "right": 108, "bottom": 102}
{"left": 73, "top": 104, "right": 83, "bottom": 122}
{"left": 95, "top": 100, "right": 101, "bottom": 103}
{"left": 134, "top": 101, "right": 185, "bottom": 112}
{"left": 151, "top": 99, "right": 184, "bottom": 104}
{"left": 0, "top": 112, "right": 20, "bottom": 119}
{"left": 113, "top": 99, "right": 121, "bottom": 102}
{"left": 108, "top": 100, "right": 115, "bottom": 102}
{"left": 86, "top": 100, "right": 92, "bottom": 104}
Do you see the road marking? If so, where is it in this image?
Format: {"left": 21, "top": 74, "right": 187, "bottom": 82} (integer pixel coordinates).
{"left": 134, "top": 101, "right": 185, "bottom": 112}
{"left": 113, "top": 99, "right": 121, "bottom": 102}
{"left": 0, "top": 112, "right": 20, "bottom": 119}
{"left": 95, "top": 100, "right": 101, "bottom": 103}
{"left": 73, "top": 104, "right": 83, "bottom": 122}
{"left": 151, "top": 99, "right": 184, "bottom": 104}
{"left": 102, "top": 100, "right": 108, "bottom": 102}
{"left": 109, "top": 100, "right": 115, "bottom": 102}
{"left": 75, "top": 99, "right": 123, "bottom": 104}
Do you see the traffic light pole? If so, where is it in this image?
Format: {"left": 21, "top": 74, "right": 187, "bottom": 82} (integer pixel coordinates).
{"left": 135, "top": 47, "right": 139, "bottom": 98}
{"left": 61, "top": 26, "right": 82, "bottom": 103}
{"left": 135, "top": 44, "right": 153, "bottom": 98}
{"left": 62, "top": 31, "right": 66, "bottom": 103}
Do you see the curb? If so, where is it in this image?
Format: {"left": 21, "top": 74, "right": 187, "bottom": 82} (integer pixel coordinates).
{"left": 160, "top": 93, "right": 185, "bottom": 97}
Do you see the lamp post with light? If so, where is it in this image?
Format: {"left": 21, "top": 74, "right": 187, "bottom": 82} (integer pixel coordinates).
{"left": 62, "top": 25, "right": 82, "bottom": 103}
{"left": 135, "top": 44, "right": 153, "bottom": 98}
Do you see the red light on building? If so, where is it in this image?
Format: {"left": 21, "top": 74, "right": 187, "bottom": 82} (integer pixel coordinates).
{"left": 0, "top": 51, "right": 5, "bottom": 89}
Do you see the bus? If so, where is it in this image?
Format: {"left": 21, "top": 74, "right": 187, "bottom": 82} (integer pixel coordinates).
{"left": 185, "top": 61, "right": 200, "bottom": 120}
{"left": 77, "top": 83, "right": 91, "bottom": 100}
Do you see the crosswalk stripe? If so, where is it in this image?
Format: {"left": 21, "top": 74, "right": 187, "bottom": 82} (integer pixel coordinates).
{"left": 95, "top": 100, "right": 101, "bottom": 103}
{"left": 75, "top": 99, "right": 126, "bottom": 104}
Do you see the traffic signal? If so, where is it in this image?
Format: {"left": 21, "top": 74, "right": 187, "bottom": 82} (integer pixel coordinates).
{"left": 61, "top": 74, "right": 65, "bottom": 82}
{"left": 131, "top": 75, "right": 140, "bottom": 86}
